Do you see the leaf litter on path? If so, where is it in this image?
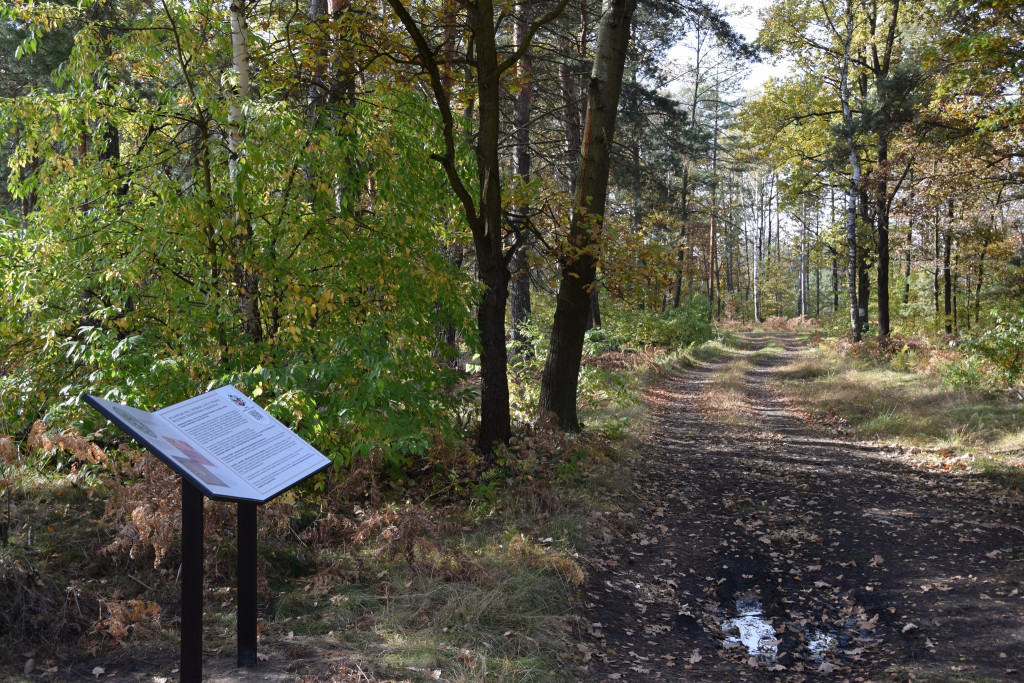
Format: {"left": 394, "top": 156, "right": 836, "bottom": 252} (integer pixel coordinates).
{"left": 578, "top": 332, "right": 1024, "bottom": 681}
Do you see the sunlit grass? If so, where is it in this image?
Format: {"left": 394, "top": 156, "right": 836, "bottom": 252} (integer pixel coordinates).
{"left": 776, "top": 339, "right": 1024, "bottom": 491}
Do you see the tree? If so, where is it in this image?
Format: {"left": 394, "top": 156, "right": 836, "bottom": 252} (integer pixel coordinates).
{"left": 538, "top": 0, "right": 638, "bottom": 430}
{"left": 382, "top": 0, "right": 571, "bottom": 453}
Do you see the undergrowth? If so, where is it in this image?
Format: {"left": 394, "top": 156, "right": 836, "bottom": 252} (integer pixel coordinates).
{"left": 0, "top": 332, "right": 711, "bottom": 681}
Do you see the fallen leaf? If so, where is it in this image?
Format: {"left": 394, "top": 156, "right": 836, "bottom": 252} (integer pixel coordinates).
{"left": 92, "top": 667, "right": 105, "bottom": 678}
{"left": 902, "top": 623, "right": 918, "bottom": 633}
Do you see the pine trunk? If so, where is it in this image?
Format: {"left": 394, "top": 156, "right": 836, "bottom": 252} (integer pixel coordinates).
{"left": 539, "top": 0, "right": 636, "bottom": 431}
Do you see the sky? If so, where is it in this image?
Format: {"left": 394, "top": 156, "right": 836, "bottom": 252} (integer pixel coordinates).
{"left": 666, "top": 0, "right": 794, "bottom": 96}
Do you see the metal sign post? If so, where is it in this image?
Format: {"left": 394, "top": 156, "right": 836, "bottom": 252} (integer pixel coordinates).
{"left": 180, "top": 480, "right": 204, "bottom": 683}
{"left": 83, "top": 387, "right": 331, "bottom": 683}
{"left": 237, "top": 501, "right": 258, "bottom": 667}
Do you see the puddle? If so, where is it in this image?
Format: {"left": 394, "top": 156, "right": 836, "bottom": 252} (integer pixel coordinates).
{"left": 808, "top": 630, "right": 838, "bottom": 661}
{"left": 722, "top": 600, "right": 844, "bottom": 666}
{"left": 722, "top": 599, "right": 779, "bottom": 662}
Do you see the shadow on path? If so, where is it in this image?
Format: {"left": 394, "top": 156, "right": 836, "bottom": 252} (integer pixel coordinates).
{"left": 581, "top": 332, "right": 1024, "bottom": 681}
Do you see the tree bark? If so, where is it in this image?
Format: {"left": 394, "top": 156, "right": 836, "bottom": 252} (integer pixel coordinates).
{"left": 876, "top": 133, "right": 891, "bottom": 337}
{"left": 229, "top": 0, "right": 263, "bottom": 342}
{"left": 943, "top": 202, "right": 953, "bottom": 334}
{"left": 840, "top": 0, "right": 861, "bottom": 342}
{"left": 510, "top": 0, "right": 535, "bottom": 355}
{"left": 539, "top": 0, "right": 636, "bottom": 431}
{"left": 858, "top": 261, "right": 870, "bottom": 333}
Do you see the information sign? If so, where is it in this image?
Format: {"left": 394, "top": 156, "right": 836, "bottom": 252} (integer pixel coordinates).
{"left": 84, "top": 385, "right": 332, "bottom": 681}
{"left": 84, "top": 385, "right": 330, "bottom": 503}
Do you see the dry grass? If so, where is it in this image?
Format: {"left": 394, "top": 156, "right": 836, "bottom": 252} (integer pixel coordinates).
{"left": 0, "top": 398, "right": 642, "bottom": 681}
{"left": 775, "top": 339, "right": 1024, "bottom": 490}
{"left": 702, "top": 340, "right": 785, "bottom": 427}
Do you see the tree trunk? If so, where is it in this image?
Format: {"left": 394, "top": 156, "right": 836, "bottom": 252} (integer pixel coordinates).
{"left": 510, "top": 0, "right": 534, "bottom": 355}
{"left": 673, "top": 164, "right": 690, "bottom": 308}
{"left": 539, "top": 0, "right": 636, "bottom": 431}
{"left": 876, "top": 133, "right": 890, "bottom": 337}
{"left": 933, "top": 209, "right": 940, "bottom": 318}
{"left": 904, "top": 226, "right": 912, "bottom": 305}
{"left": 753, "top": 181, "right": 763, "bottom": 323}
{"left": 472, "top": 0, "right": 512, "bottom": 451}
{"left": 943, "top": 203, "right": 953, "bottom": 334}
{"left": 858, "top": 262, "right": 870, "bottom": 334}
{"left": 975, "top": 233, "right": 990, "bottom": 325}
{"left": 840, "top": 0, "right": 861, "bottom": 342}
{"left": 229, "top": 0, "right": 263, "bottom": 342}
{"left": 588, "top": 289, "right": 602, "bottom": 329}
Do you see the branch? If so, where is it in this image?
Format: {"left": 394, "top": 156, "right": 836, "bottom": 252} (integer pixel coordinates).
{"left": 382, "top": 0, "right": 478, "bottom": 226}
{"left": 494, "top": 0, "right": 572, "bottom": 77}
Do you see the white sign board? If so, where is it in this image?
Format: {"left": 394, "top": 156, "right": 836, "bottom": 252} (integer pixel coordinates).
{"left": 85, "top": 386, "right": 331, "bottom": 503}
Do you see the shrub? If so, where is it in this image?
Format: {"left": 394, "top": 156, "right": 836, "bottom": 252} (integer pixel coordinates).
{"left": 963, "top": 310, "right": 1024, "bottom": 386}
{"left": 603, "top": 295, "right": 714, "bottom": 349}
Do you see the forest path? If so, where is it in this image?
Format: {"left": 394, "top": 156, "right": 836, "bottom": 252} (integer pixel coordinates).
{"left": 580, "top": 331, "right": 1024, "bottom": 681}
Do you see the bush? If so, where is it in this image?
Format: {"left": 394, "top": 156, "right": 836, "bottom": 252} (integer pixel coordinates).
{"left": 603, "top": 295, "right": 714, "bottom": 349}
{"left": 963, "top": 310, "right": 1024, "bottom": 386}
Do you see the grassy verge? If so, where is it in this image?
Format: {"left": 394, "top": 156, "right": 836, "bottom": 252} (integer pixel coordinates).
{"left": 0, "top": 336, "right": 737, "bottom": 682}
{"left": 774, "top": 335, "right": 1024, "bottom": 492}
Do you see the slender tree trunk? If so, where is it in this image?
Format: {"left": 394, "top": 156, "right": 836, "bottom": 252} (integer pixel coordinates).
{"left": 975, "top": 232, "right": 990, "bottom": 325}
{"left": 384, "top": 0, "right": 568, "bottom": 452}
{"left": 753, "top": 181, "right": 763, "bottom": 323}
{"left": 229, "top": 0, "right": 263, "bottom": 341}
{"left": 539, "top": 0, "right": 636, "bottom": 430}
{"left": 933, "top": 209, "right": 940, "bottom": 319}
{"left": 510, "top": 0, "right": 534, "bottom": 354}
{"left": 673, "top": 164, "right": 690, "bottom": 308}
{"left": 858, "top": 262, "right": 870, "bottom": 333}
{"left": 943, "top": 204, "right": 953, "bottom": 334}
{"left": 904, "top": 226, "right": 912, "bottom": 305}
{"left": 876, "top": 133, "right": 891, "bottom": 337}
{"left": 438, "top": 243, "right": 465, "bottom": 370}
{"left": 840, "top": 0, "right": 861, "bottom": 342}
{"left": 473, "top": 0, "right": 513, "bottom": 451}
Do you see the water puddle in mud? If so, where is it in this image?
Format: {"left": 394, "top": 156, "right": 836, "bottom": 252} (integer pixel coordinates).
{"left": 808, "top": 630, "right": 839, "bottom": 661}
{"left": 721, "top": 599, "right": 841, "bottom": 665}
{"left": 722, "top": 600, "right": 779, "bottom": 662}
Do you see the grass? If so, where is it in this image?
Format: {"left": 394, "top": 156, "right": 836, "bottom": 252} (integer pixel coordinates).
{"left": 0, "top": 336, "right": 708, "bottom": 681}
{"left": 775, "top": 337, "right": 1024, "bottom": 491}
{"left": 698, "top": 334, "right": 786, "bottom": 427}
{"left": 0, "top": 332, "right": 748, "bottom": 681}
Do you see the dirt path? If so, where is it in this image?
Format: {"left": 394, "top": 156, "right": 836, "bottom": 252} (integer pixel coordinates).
{"left": 579, "top": 332, "right": 1024, "bottom": 681}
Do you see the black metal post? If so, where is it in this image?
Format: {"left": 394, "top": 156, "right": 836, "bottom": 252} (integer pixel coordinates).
{"left": 180, "top": 480, "right": 204, "bottom": 683}
{"left": 237, "top": 501, "right": 258, "bottom": 667}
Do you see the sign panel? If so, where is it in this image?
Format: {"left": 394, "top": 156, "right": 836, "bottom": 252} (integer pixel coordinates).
{"left": 84, "top": 386, "right": 331, "bottom": 503}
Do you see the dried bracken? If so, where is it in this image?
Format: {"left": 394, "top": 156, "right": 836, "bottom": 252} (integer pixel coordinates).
{"left": 26, "top": 421, "right": 107, "bottom": 463}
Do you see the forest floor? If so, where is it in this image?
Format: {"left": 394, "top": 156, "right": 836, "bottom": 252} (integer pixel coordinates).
{"left": 579, "top": 331, "right": 1024, "bottom": 681}
{"left": 7, "top": 331, "right": 1024, "bottom": 682}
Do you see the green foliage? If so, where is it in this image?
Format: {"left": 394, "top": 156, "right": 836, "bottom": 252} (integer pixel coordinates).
{"left": 603, "top": 294, "right": 714, "bottom": 349}
{"left": 938, "top": 352, "right": 990, "bottom": 390}
{"left": 963, "top": 308, "right": 1024, "bottom": 386}
{"left": 0, "top": 4, "right": 477, "bottom": 476}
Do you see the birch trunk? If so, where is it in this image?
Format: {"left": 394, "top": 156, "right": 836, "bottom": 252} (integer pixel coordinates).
{"left": 840, "top": 0, "right": 861, "bottom": 342}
